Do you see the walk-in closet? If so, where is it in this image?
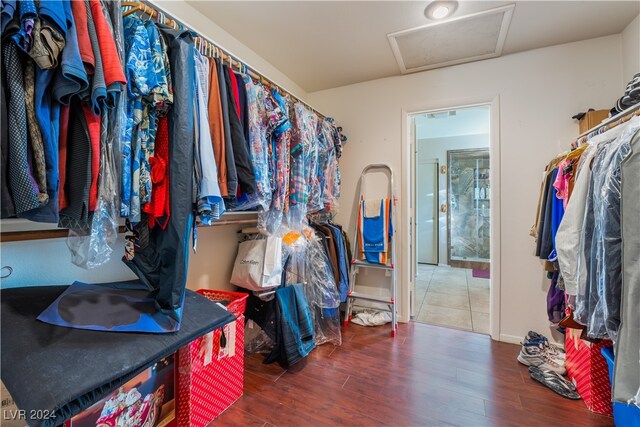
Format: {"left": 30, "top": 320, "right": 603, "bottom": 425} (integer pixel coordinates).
{"left": 1, "top": 1, "right": 639, "bottom": 426}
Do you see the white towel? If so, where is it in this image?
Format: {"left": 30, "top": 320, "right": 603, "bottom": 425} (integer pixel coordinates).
{"left": 350, "top": 309, "right": 392, "bottom": 326}
{"left": 364, "top": 199, "right": 382, "bottom": 218}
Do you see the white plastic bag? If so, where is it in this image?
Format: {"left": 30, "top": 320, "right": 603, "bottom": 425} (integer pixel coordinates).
{"left": 230, "top": 237, "right": 283, "bottom": 291}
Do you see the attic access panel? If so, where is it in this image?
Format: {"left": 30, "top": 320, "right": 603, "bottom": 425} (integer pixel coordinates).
{"left": 388, "top": 4, "right": 515, "bottom": 74}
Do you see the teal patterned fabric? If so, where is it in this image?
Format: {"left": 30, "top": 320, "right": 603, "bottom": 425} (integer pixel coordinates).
{"left": 122, "top": 16, "right": 158, "bottom": 222}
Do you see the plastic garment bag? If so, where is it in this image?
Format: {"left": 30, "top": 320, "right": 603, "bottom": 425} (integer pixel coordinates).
{"left": 66, "top": 111, "right": 119, "bottom": 269}
{"left": 287, "top": 104, "right": 318, "bottom": 229}
{"left": 575, "top": 121, "right": 638, "bottom": 341}
{"left": 317, "top": 119, "right": 340, "bottom": 212}
{"left": 304, "top": 232, "right": 342, "bottom": 346}
{"left": 241, "top": 76, "right": 272, "bottom": 211}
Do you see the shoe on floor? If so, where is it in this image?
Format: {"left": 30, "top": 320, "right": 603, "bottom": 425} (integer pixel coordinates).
{"left": 523, "top": 331, "right": 566, "bottom": 361}
{"left": 529, "top": 366, "right": 581, "bottom": 400}
{"left": 517, "top": 344, "right": 566, "bottom": 375}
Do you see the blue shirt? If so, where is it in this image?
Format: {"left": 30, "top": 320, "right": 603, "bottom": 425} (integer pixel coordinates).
{"left": 52, "top": 0, "right": 88, "bottom": 104}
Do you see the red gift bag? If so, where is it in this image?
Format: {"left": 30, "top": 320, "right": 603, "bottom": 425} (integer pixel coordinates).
{"left": 564, "top": 328, "right": 613, "bottom": 416}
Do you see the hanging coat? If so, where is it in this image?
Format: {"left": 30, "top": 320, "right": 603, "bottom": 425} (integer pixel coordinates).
{"left": 123, "top": 24, "right": 195, "bottom": 325}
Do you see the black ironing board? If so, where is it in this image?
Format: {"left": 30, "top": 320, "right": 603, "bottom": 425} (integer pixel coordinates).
{"left": 1, "top": 285, "right": 236, "bottom": 427}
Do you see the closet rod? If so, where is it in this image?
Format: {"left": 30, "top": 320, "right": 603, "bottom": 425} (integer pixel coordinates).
{"left": 121, "top": 0, "right": 327, "bottom": 120}
{"left": 1, "top": 215, "right": 258, "bottom": 242}
{"left": 576, "top": 102, "right": 640, "bottom": 145}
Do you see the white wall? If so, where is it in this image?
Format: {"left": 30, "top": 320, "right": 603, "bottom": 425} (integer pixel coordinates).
{"left": 0, "top": 236, "right": 136, "bottom": 288}
{"left": 417, "top": 134, "right": 490, "bottom": 265}
{"left": 308, "top": 34, "right": 624, "bottom": 343}
{"left": 622, "top": 14, "right": 640, "bottom": 87}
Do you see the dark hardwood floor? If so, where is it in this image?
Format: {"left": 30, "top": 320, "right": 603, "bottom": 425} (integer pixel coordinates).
{"left": 212, "top": 322, "right": 615, "bottom": 426}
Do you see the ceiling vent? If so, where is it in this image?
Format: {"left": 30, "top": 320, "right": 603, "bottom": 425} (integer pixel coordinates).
{"left": 387, "top": 4, "right": 515, "bottom": 74}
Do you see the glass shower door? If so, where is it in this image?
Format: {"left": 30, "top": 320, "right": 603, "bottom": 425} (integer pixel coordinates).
{"left": 447, "top": 149, "right": 490, "bottom": 268}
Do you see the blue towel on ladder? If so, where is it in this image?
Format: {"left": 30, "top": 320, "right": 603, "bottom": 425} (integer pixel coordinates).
{"left": 359, "top": 199, "right": 392, "bottom": 264}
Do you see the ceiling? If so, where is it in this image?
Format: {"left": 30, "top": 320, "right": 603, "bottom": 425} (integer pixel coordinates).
{"left": 187, "top": 1, "right": 640, "bottom": 93}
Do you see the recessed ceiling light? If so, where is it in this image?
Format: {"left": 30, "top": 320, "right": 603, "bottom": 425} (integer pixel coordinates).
{"left": 424, "top": 1, "right": 458, "bottom": 20}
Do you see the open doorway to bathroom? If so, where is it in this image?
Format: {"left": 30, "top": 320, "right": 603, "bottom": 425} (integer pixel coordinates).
{"left": 411, "top": 105, "right": 491, "bottom": 335}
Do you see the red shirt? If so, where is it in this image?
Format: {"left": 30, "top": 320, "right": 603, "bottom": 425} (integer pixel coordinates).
{"left": 89, "top": 0, "right": 126, "bottom": 89}
{"left": 82, "top": 105, "right": 100, "bottom": 212}
{"left": 58, "top": 105, "right": 70, "bottom": 211}
{"left": 228, "top": 66, "right": 241, "bottom": 118}
{"left": 144, "top": 116, "right": 170, "bottom": 229}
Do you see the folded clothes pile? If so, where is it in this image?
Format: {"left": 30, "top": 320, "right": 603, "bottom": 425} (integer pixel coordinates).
{"left": 612, "top": 72, "right": 640, "bottom": 116}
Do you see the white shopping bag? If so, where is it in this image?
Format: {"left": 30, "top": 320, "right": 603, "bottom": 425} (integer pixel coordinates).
{"left": 230, "top": 237, "right": 282, "bottom": 291}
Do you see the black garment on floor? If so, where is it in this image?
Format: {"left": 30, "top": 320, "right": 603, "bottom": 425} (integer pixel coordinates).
{"left": 245, "top": 291, "right": 277, "bottom": 342}
{"left": 263, "top": 284, "right": 315, "bottom": 367}
{"left": 1, "top": 285, "right": 235, "bottom": 427}
{"left": 124, "top": 25, "right": 195, "bottom": 322}
{"left": 214, "top": 57, "right": 238, "bottom": 197}
{"left": 223, "top": 65, "right": 256, "bottom": 196}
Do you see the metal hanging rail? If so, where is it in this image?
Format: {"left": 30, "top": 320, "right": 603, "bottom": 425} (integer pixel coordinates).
{"left": 122, "top": 0, "right": 327, "bottom": 119}
{"left": 576, "top": 102, "right": 640, "bottom": 145}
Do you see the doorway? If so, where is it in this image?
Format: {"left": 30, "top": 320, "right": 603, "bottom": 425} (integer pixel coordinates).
{"left": 410, "top": 105, "right": 492, "bottom": 335}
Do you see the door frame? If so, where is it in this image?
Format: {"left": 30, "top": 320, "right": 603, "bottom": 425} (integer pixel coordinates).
{"left": 416, "top": 158, "right": 439, "bottom": 266}
{"left": 403, "top": 97, "right": 501, "bottom": 340}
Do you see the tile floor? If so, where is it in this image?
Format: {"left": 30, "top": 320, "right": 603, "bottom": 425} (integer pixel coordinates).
{"left": 413, "top": 264, "right": 491, "bottom": 334}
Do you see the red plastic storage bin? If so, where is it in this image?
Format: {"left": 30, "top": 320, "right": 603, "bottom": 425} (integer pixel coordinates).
{"left": 177, "top": 290, "right": 247, "bottom": 427}
{"left": 196, "top": 289, "right": 248, "bottom": 319}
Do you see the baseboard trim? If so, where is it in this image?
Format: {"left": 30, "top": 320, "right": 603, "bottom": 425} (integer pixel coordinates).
{"left": 499, "top": 334, "right": 523, "bottom": 344}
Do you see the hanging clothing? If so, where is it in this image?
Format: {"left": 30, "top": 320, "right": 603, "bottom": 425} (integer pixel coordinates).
{"left": 20, "top": 66, "right": 61, "bottom": 223}
{"left": 214, "top": 57, "right": 238, "bottom": 198}
{"left": 70, "top": 0, "right": 94, "bottom": 74}
{"left": 59, "top": 99, "right": 92, "bottom": 228}
{"left": 269, "top": 89, "right": 292, "bottom": 213}
{"left": 234, "top": 71, "right": 250, "bottom": 145}
{"left": 613, "top": 128, "right": 640, "bottom": 406}
{"left": 207, "top": 58, "right": 228, "bottom": 197}
{"left": 83, "top": 0, "right": 106, "bottom": 115}
{"left": 578, "top": 128, "right": 631, "bottom": 340}
{"left": 123, "top": 24, "right": 196, "bottom": 322}
{"left": 121, "top": 15, "right": 158, "bottom": 221}
{"left": 194, "top": 50, "right": 224, "bottom": 225}
{"left": 242, "top": 75, "right": 271, "bottom": 210}
{"left": 223, "top": 64, "right": 256, "bottom": 199}
{"left": 58, "top": 105, "right": 70, "bottom": 211}
{"left": 145, "top": 116, "right": 170, "bottom": 229}
{"left": 52, "top": 0, "right": 89, "bottom": 105}
{"left": 24, "top": 15, "right": 65, "bottom": 70}
{"left": 12, "top": 0, "right": 36, "bottom": 53}
{"left": 3, "top": 42, "right": 41, "bottom": 215}
{"left": 557, "top": 126, "right": 629, "bottom": 296}
{"left": 23, "top": 59, "right": 49, "bottom": 205}
{"left": 0, "top": 77, "right": 15, "bottom": 218}
{"left": 89, "top": 0, "right": 125, "bottom": 105}
{"left": 1, "top": 0, "right": 16, "bottom": 34}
